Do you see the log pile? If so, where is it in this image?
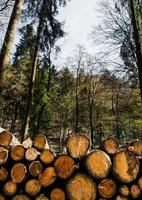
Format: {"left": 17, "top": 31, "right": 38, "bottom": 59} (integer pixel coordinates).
{"left": 0, "top": 130, "right": 142, "bottom": 199}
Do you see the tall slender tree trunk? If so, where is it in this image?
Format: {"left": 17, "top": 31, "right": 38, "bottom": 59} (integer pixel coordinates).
{"left": 89, "top": 98, "right": 94, "bottom": 148}
{"left": 21, "top": 6, "right": 44, "bottom": 141}
{"left": 0, "top": 0, "right": 24, "bottom": 87}
{"left": 75, "top": 58, "right": 81, "bottom": 133}
{"left": 129, "top": 0, "right": 142, "bottom": 101}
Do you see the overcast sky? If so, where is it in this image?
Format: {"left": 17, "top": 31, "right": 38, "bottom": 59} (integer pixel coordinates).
{"left": 57, "top": 0, "right": 101, "bottom": 63}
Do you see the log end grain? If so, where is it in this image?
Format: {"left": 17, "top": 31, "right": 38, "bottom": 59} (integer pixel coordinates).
{"left": 66, "top": 173, "right": 97, "bottom": 200}
{"left": 113, "top": 150, "right": 140, "bottom": 183}
{"left": 85, "top": 150, "right": 112, "bottom": 179}
{"left": 39, "top": 167, "right": 56, "bottom": 187}
{"left": 25, "top": 148, "right": 39, "bottom": 161}
{"left": 29, "top": 161, "right": 43, "bottom": 177}
{"left": 66, "top": 134, "right": 90, "bottom": 159}
{"left": 50, "top": 188, "right": 65, "bottom": 200}
{"left": 0, "top": 167, "right": 8, "bottom": 181}
{"left": 98, "top": 178, "right": 116, "bottom": 198}
{"left": 40, "top": 149, "right": 55, "bottom": 164}
{"left": 25, "top": 179, "right": 41, "bottom": 196}
{"left": 54, "top": 155, "right": 75, "bottom": 179}
{"left": 3, "top": 180, "right": 17, "bottom": 197}
{"left": 0, "top": 130, "right": 12, "bottom": 147}
{"left": 119, "top": 185, "right": 129, "bottom": 197}
{"left": 10, "top": 145, "right": 25, "bottom": 161}
{"left": 101, "top": 137, "right": 119, "bottom": 154}
{"left": 33, "top": 134, "right": 47, "bottom": 151}
{"left": 130, "top": 184, "right": 141, "bottom": 199}
{"left": 11, "top": 163, "right": 27, "bottom": 183}
{"left": 0, "top": 147, "right": 8, "bottom": 165}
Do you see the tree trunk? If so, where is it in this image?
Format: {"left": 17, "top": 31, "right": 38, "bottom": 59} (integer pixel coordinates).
{"left": 129, "top": 0, "right": 142, "bottom": 101}
{"left": 75, "top": 58, "right": 81, "bottom": 133}
{"left": 0, "top": 0, "right": 24, "bottom": 86}
{"left": 21, "top": 2, "right": 44, "bottom": 141}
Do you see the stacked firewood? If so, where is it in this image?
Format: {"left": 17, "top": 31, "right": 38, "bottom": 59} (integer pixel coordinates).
{"left": 0, "top": 130, "right": 142, "bottom": 200}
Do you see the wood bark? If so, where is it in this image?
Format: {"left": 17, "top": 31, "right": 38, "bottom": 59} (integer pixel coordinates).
{"left": 129, "top": 0, "right": 142, "bottom": 101}
{"left": 21, "top": 0, "right": 45, "bottom": 141}
{"left": 0, "top": 0, "right": 24, "bottom": 86}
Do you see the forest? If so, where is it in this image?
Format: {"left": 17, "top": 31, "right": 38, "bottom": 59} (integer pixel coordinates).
{"left": 0, "top": 0, "right": 142, "bottom": 152}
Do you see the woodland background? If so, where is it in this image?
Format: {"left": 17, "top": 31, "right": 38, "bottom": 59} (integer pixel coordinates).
{"left": 0, "top": 0, "right": 142, "bottom": 152}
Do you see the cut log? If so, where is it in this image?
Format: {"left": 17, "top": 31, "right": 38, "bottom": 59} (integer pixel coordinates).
{"left": 12, "top": 194, "right": 30, "bottom": 200}
{"left": 66, "top": 134, "right": 90, "bottom": 159}
{"left": 66, "top": 173, "right": 97, "bottom": 200}
{"left": 10, "top": 145, "right": 25, "bottom": 161}
{"left": 119, "top": 185, "right": 129, "bottom": 197}
{"left": 22, "top": 137, "right": 33, "bottom": 149}
{"left": 115, "top": 196, "right": 129, "bottom": 200}
{"left": 29, "top": 161, "right": 43, "bottom": 177}
{"left": 113, "top": 150, "right": 140, "bottom": 183}
{"left": 101, "top": 137, "right": 119, "bottom": 154}
{"left": 0, "top": 195, "right": 5, "bottom": 200}
{"left": 33, "top": 134, "right": 47, "bottom": 151}
{"left": 11, "top": 163, "right": 27, "bottom": 183}
{"left": 0, "top": 130, "right": 12, "bottom": 147}
{"left": 128, "top": 140, "right": 142, "bottom": 156}
{"left": 35, "top": 194, "right": 49, "bottom": 200}
{"left": 40, "top": 149, "right": 55, "bottom": 164}
{"left": 130, "top": 184, "right": 141, "bottom": 199}
{"left": 54, "top": 155, "right": 75, "bottom": 179}
{"left": 85, "top": 150, "right": 111, "bottom": 179}
{"left": 0, "top": 147, "right": 8, "bottom": 165}
{"left": 98, "top": 178, "right": 116, "bottom": 198}
{"left": 0, "top": 167, "right": 8, "bottom": 181}
{"left": 25, "top": 179, "right": 41, "bottom": 196}
{"left": 50, "top": 188, "right": 65, "bottom": 200}
{"left": 3, "top": 180, "right": 17, "bottom": 196}
{"left": 25, "top": 148, "right": 39, "bottom": 161}
{"left": 138, "top": 176, "right": 142, "bottom": 191}
{"left": 39, "top": 167, "right": 56, "bottom": 187}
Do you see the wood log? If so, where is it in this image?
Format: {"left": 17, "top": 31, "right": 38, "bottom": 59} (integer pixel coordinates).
{"left": 33, "top": 134, "right": 47, "bottom": 151}
{"left": 25, "top": 148, "right": 39, "bottom": 161}
{"left": 40, "top": 149, "right": 55, "bottom": 164}
{"left": 25, "top": 179, "right": 41, "bottom": 196}
{"left": 101, "top": 137, "right": 119, "bottom": 154}
{"left": 50, "top": 188, "right": 65, "bottom": 200}
{"left": 98, "top": 178, "right": 116, "bottom": 198}
{"left": 113, "top": 150, "right": 140, "bottom": 183}
{"left": 128, "top": 140, "right": 142, "bottom": 156}
{"left": 29, "top": 161, "right": 43, "bottom": 177}
{"left": 130, "top": 184, "right": 141, "bottom": 199}
{"left": 35, "top": 194, "right": 49, "bottom": 200}
{"left": 54, "top": 155, "right": 75, "bottom": 179}
{"left": 0, "top": 147, "right": 8, "bottom": 165}
{"left": 66, "top": 134, "right": 90, "bottom": 159}
{"left": 0, "top": 195, "right": 5, "bottom": 200}
{"left": 138, "top": 176, "right": 142, "bottom": 191}
{"left": 11, "top": 163, "right": 27, "bottom": 183}
{"left": 115, "top": 196, "right": 129, "bottom": 200}
{"left": 10, "top": 145, "right": 25, "bottom": 161}
{"left": 85, "top": 150, "right": 111, "bottom": 179}
{"left": 3, "top": 180, "right": 17, "bottom": 196}
{"left": 66, "top": 173, "right": 97, "bottom": 200}
{"left": 12, "top": 194, "right": 30, "bottom": 200}
{"left": 0, "top": 167, "right": 8, "bottom": 181}
{"left": 119, "top": 185, "right": 129, "bottom": 197}
{"left": 22, "top": 137, "right": 33, "bottom": 149}
{"left": 0, "top": 130, "right": 12, "bottom": 147}
{"left": 39, "top": 167, "right": 56, "bottom": 187}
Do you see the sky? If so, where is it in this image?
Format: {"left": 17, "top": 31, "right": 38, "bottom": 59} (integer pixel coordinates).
{"left": 0, "top": 0, "right": 101, "bottom": 64}
{"left": 57, "top": 0, "right": 101, "bottom": 63}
